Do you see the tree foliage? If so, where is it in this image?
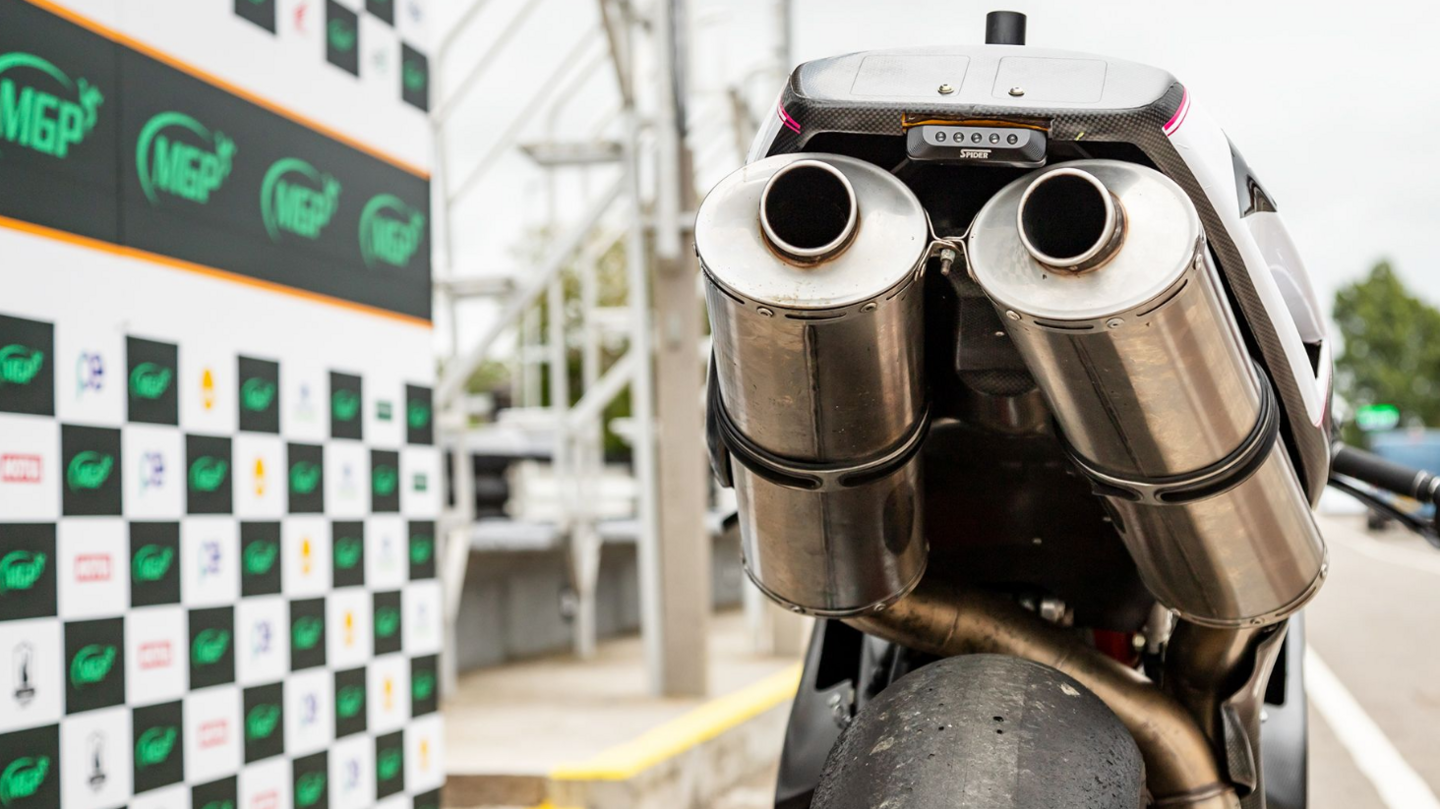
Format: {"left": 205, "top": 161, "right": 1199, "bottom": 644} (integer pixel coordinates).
{"left": 1332, "top": 261, "right": 1440, "bottom": 436}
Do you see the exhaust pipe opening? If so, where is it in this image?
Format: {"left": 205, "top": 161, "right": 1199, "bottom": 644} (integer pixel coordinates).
{"left": 1017, "top": 168, "right": 1124, "bottom": 271}
{"left": 759, "top": 159, "right": 858, "bottom": 261}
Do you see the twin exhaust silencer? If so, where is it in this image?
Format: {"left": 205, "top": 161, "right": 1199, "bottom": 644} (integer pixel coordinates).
{"left": 700, "top": 153, "right": 1325, "bottom": 628}
{"left": 968, "top": 160, "right": 1327, "bottom": 627}
{"left": 697, "top": 154, "right": 931, "bottom": 616}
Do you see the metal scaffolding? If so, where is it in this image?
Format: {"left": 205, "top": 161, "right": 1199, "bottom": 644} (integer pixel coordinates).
{"left": 431, "top": 0, "right": 791, "bottom": 697}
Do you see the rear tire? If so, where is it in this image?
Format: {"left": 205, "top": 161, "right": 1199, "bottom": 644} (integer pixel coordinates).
{"left": 812, "top": 654, "right": 1144, "bottom": 809}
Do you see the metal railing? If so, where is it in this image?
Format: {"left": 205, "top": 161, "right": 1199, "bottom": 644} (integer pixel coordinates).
{"left": 430, "top": 0, "right": 789, "bottom": 697}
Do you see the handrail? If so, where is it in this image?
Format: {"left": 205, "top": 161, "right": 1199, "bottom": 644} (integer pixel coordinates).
{"left": 434, "top": 0, "right": 550, "bottom": 122}
{"left": 436, "top": 176, "right": 625, "bottom": 408}
{"left": 444, "top": 35, "right": 608, "bottom": 205}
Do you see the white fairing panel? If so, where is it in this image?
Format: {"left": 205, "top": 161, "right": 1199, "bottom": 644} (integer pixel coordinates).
{"left": 1246, "top": 212, "right": 1327, "bottom": 344}
{"left": 1165, "top": 96, "right": 1331, "bottom": 427}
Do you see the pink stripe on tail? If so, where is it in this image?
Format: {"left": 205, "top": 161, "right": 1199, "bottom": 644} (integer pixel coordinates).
{"left": 1163, "top": 88, "right": 1190, "bottom": 136}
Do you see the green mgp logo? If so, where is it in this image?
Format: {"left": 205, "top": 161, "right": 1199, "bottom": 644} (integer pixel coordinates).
{"left": 135, "top": 726, "right": 177, "bottom": 768}
{"left": 137, "top": 111, "right": 236, "bottom": 205}
{"left": 331, "top": 389, "right": 359, "bottom": 422}
{"left": 359, "top": 194, "right": 425, "bottom": 268}
{"left": 0, "top": 345, "right": 43, "bottom": 386}
{"left": 295, "top": 772, "right": 326, "bottom": 808}
{"left": 261, "top": 157, "right": 342, "bottom": 241}
{"left": 289, "top": 462, "right": 320, "bottom": 495}
{"left": 66, "top": 451, "right": 113, "bottom": 491}
{"left": 201, "top": 801, "right": 235, "bottom": 809}
{"left": 334, "top": 537, "right": 362, "bottom": 569}
{"left": 188, "top": 457, "right": 228, "bottom": 492}
{"left": 336, "top": 685, "right": 364, "bottom": 718}
{"left": 243, "top": 540, "right": 279, "bottom": 575}
{"left": 245, "top": 703, "right": 280, "bottom": 741}
{"left": 132, "top": 545, "right": 174, "bottom": 582}
{"left": 292, "top": 616, "right": 323, "bottom": 650}
{"left": 0, "top": 52, "right": 103, "bottom": 159}
{"left": 372, "top": 465, "right": 397, "bottom": 497}
{"left": 69, "top": 644, "right": 116, "bottom": 687}
{"left": 375, "top": 606, "right": 399, "bottom": 638}
{"left": 413, "top": 670, "right": 436, "bottom": 701}
{"left": 403, "top": 60, "right": 426, "bottom": 93}
{"left": 192, "top": 629, "right": 230, "bottom": 665}
{"left": 0, "top": 756, "right": 50, "bottom": 806}
{"left": 0, "top": 551, "right": 45, "bottom": 594}
{"left": 327, "top": 18, "right": 356, "bottom": 52}
{"left": 410, "top": 535, "right": 434, "bottom": 565}
{"left": 241, "top": 377, "right": 277, "bottom": 411}
{"left": 377, "top": 748, "right": 402, "bottom": 781}
{"left": 129, "top": 362, "right": 172, "bottom": 399}
{"left": 407, "top": 399, "right": 431, "bottom": 429}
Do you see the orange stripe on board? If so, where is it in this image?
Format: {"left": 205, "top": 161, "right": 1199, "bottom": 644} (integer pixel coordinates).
{"left": 22, "top": 0, "right": 430, "bottom": 179}
{"left": 0, "top": 215, "right": 432, "bottom": 328}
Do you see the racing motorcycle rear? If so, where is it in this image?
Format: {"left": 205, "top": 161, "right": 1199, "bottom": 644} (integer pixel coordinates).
{"left": 698, "top": 12, "right": 1440, "bottom": 809}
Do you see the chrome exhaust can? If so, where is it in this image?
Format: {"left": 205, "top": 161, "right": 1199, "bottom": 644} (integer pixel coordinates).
{"left": 697, "top": 153, "right": 932, "bottom": 616}
{"left": 967, "top": 160, "right": 1326, "bottom": 628}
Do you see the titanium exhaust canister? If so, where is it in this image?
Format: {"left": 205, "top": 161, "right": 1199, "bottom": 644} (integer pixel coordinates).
{"left": 697, "top": 153, "right": 932, "bottom": 616}
{"left": 967, "top": 160, "right": 1326, "bottom": 628}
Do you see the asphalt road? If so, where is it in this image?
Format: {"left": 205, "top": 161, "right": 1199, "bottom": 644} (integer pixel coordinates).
{"left": 706, "top": 514, "right": 1440, "bottom": 809}
{"left": 1306, "top": 514, "right": 1440, "bottom": 808}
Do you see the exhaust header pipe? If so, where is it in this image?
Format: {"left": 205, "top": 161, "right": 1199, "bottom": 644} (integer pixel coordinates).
{"left": 698, "top": 153, "right": 933, "bottom": 616}
{"left": 968, "top": 160, "right": 1326, "bottom": 628}
{"left": 848, "top": 582, "right": 1240, "bottom": 809}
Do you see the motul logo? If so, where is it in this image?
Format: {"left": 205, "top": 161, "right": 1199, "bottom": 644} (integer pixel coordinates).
{"left": 1, "top": 454, "right": 40, "bottom": 483}
{"left": 74, "top": 553, "right": 111, "bottom": 582}
{"left": 198, "top": 718, "right": 228, "bottom": 748}
{"left": 252, "top": 790, "right": 278, "bottom": 809}
{"left": 138, "top": 641, "right": 172, "bottom": 670}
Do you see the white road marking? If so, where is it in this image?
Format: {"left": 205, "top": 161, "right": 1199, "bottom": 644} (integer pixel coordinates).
{"left": 1327, "top": 528, "right": 1440, "bottom": 576}
{"left": 1306, "top": 648, "right": 1440, "bottom": 809}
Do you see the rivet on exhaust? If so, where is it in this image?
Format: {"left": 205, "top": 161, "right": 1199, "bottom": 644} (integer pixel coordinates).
{"left": 1005, "top": 310, "right": 1021, "bottom": 321}
{"left": 757, "top": 307, "right": 774, "bottom": 317}
{"left": 1106, "top": 317, "right": 1125, "bottom": 329}
{"left": 938, "top": 83, "right": 955, "bottom": 95}
{"left": 861, "top": 302, "right": 877, "bottom": 313}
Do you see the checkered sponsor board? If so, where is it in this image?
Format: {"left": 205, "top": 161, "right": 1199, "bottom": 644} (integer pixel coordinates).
{"left": 0, "top": 309, "right": 444, "bottom": 809}
{"left": 0, "top": 0, "right": 441, "bottom": 805}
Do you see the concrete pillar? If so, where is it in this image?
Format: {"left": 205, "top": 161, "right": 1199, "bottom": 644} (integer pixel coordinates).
{"left": 643, "top": 0, "right": 710, "bottom": 697}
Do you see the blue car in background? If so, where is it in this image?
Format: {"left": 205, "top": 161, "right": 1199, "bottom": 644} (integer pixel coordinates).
{"left": 1364, "top": 429, "right": 1440, "bottom": 529}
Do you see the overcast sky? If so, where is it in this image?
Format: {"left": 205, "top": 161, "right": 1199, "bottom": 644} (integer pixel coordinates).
{"left": 434, "top": 0, "right": 1440, "bottom": 351}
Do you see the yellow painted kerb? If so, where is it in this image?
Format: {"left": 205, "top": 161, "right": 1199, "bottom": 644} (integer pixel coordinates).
{"left": 548, "top": 662, "right": 803, "bottom": 783}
